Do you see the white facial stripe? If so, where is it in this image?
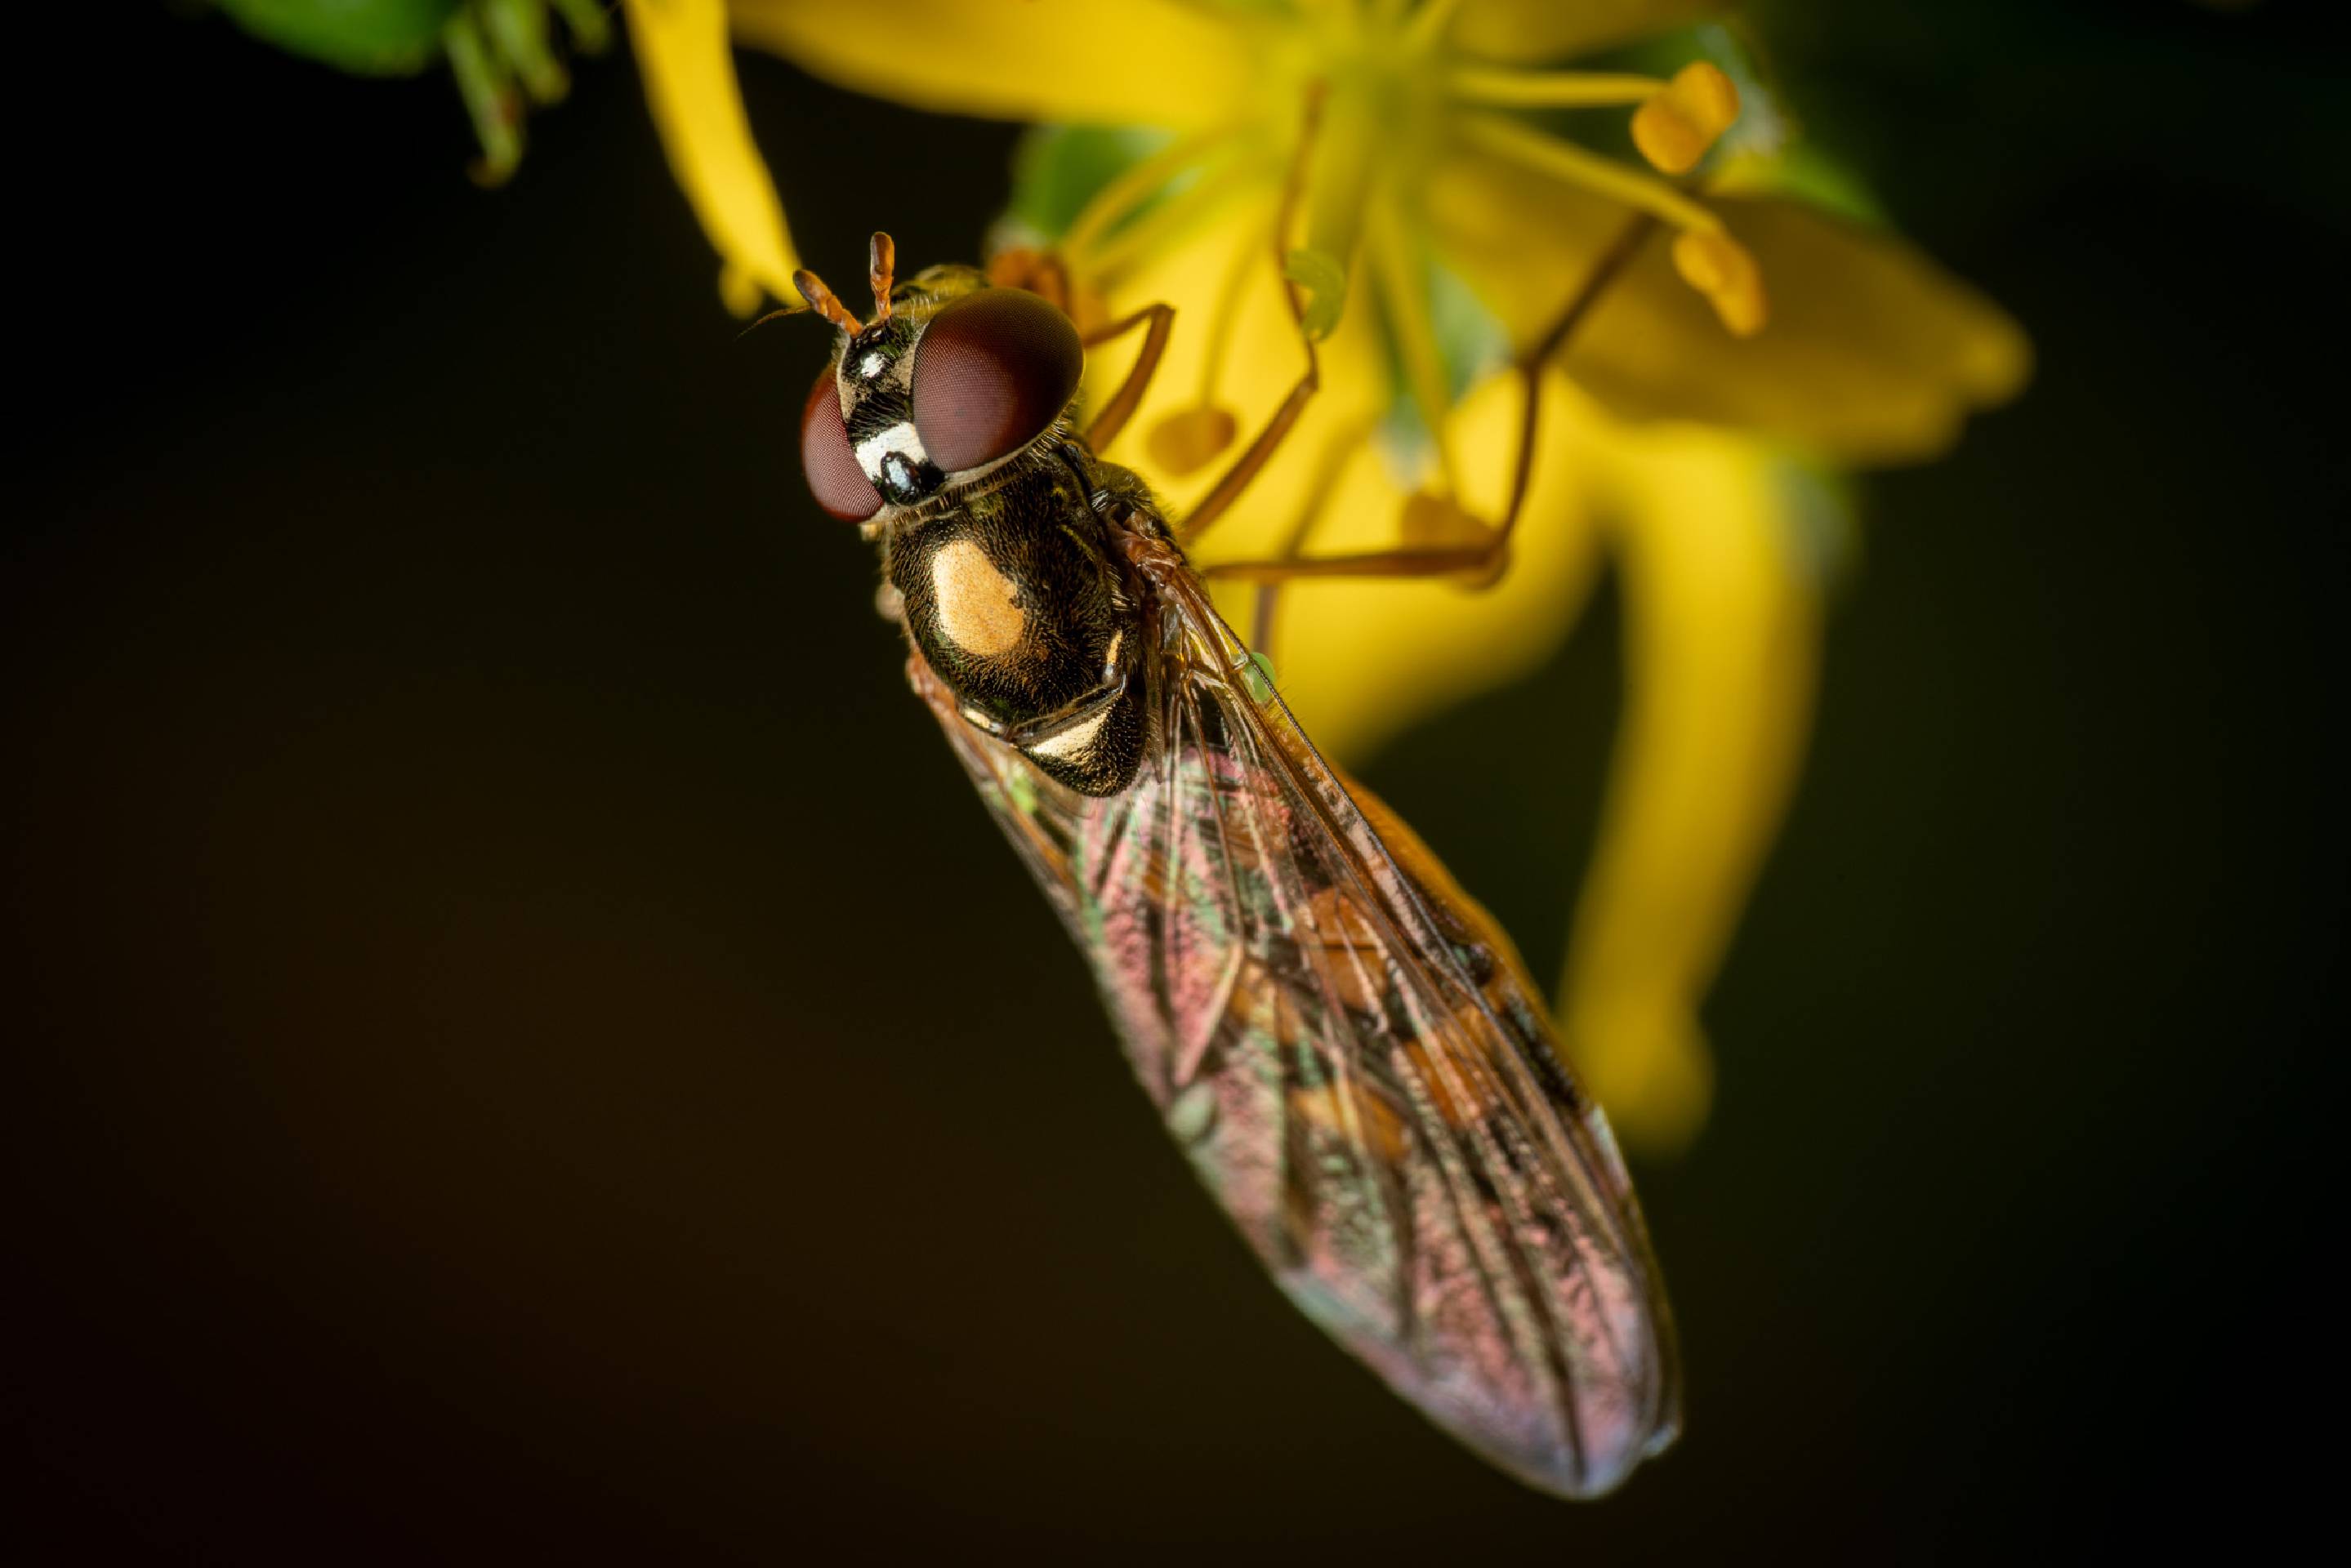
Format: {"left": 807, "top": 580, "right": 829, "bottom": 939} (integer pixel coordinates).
{"left": 855, "top": 420, "right": 932, "bottom": 479}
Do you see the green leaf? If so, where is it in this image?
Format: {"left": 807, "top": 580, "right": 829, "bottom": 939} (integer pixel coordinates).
{"left": 217, "top": 0, "right": 460, "bottom": 77}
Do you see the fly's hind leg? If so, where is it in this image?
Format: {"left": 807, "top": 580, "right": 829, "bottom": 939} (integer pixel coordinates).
{"left": 1198, "top": 216, "right": 1661, "bottom": 649}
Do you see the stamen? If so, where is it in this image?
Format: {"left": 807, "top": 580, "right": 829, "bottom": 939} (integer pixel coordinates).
{"left": 1196, "top": 220, "right": 1262, "bottom": 406}
{"left": 1398, "top": 491, "right": 1506, "bottom": 587}
{"left": 1460, "top": 113, "right": 1766, "bottom": 336}
{"left": 1144, "top": 227, "right": 1258, "bottom": 476}
{"left": 1081, "top": 153, "right": 1256, "bottom": 282}
{"left": 1631, "top": 62, "right": 1741, "bottom": 176}
{"left": 1367, "top": 198, "right": 1461, "bottom": 496}
{"left": 1459, "top": 112, "right": 1725, "bottom": 236}
{"left": 1061, "top": 126, "right": 1240, "bottom": 268}
{"left": 1671, "top": 229, "right": 1768, "bottom": 336}
{"left": 1292, "top": 84, "right": 1380, "bottom": 341}
{"left": 1148, "top": 407, "right": 1241, "bottom": 476}
{"left": 1447, "top": 66, "right": 1665, "bottom": 109}
{"left": 1404, "top": 0, "right": 1470, "bottom": 52}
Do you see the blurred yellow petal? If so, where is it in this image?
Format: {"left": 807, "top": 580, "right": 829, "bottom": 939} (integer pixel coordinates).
{"left": 1432, "top": 150, "right": 2030, "bottom": 462}
{"left": 731, "top": 0, "right": 1255, "bottom": 129}
{"left": 1559, "top": 427, "right": 1821, "bottom": 1152}
{"left": 1450, "top": 0, "right": 1729, "bottom": 64}
{"left": 627, "top": 0, "right": 798, "bottom": 311}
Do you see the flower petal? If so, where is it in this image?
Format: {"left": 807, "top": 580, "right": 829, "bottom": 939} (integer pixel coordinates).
{"left": 627, "top": 0, "right": 799, "bottom": 310}
{"left": 1430, "top": 150, "right": 2031, "bottom": 464}
{"left": 731, "top": 0, "right": 1255, "bottom": 129}
{"left": 1451, "top": 0, "right": 1729, "bottom": 65}
{"left": 1558, "top": 427, "right": 1822, "bottom": 1153}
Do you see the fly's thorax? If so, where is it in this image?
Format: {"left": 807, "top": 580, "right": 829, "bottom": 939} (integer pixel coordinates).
{"left": 885, "top": 457, "right": 1149, "bottom": 797}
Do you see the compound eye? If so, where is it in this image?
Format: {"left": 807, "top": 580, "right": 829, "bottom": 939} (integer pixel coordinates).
{"left": 801, "top": 369, "right": 883, "bottom": 521}
{"left": 911, "top": 288, "right": 1084, "bottom": 474}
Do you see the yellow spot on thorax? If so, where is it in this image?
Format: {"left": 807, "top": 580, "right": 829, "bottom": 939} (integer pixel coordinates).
{"left": 930, "top": 537, "right": 1026, "bottom": 657}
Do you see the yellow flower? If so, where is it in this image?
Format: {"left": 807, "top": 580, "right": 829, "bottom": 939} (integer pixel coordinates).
{"left": 627, "top": 0, "right": 2028, "bottom": 1153}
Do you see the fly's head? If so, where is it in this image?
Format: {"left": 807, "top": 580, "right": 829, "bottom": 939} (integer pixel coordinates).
{"left": 796, "top": 233, "right": 1085, "bottom": 533}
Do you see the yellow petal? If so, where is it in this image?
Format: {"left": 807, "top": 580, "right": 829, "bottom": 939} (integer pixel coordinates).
{"left": 731, "top": 0, "right": 1254, "bottom": 129}
{"left": 1450, "top": 0, "right": 1729, "bottom": 64}
{"left": 1631, "top": 60, "right": 1740, "bottom": 176}
{"left": 1558, "top": 425, "right": 1821, "bottom": 1153}
{"left": 626, "top": 0, "right": 798, "bottom": 312}
{"left": 1430, "top": 149, "right": 2031, "bottom": 464}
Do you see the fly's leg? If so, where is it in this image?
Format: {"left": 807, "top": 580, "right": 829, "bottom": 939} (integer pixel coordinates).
{"left": 1079, "top": 304, "right": 1177, "bottom": 452}
{"left": 986, "top": 246, "right": 1074, "bottom": 312}
{"left": 1176, "top": 86, "right": 1332, "bottom": 550}
{"left": 1244, "top": 412, "right": 1383, "bottom": 657}
{"left": 1198, "top": 215, "right": 1658, "bottom": 598}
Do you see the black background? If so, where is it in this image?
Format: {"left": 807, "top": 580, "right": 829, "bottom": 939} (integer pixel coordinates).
{"left": 7, "top": 2, "right": 2343, "bottom": 1559}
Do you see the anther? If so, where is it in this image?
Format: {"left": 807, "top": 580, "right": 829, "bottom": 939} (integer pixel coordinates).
{"left": 1631, "top": 62, "right": 1741, "bottom": 176}
{"left": 1148, "top": 407, "right": 1240, "bottom": 475}
{"left": 1671, "top": 229, "right": 1767, "bottom": 336}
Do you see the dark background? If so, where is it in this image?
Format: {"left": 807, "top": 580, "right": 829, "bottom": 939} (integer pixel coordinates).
{"left": 7, "top": 2, "right": 2343, "bottom": 1559}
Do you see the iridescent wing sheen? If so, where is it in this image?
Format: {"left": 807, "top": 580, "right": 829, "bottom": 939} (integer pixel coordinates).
{"left": 907, "top": 545, "right": 1680, "bottom": 1499}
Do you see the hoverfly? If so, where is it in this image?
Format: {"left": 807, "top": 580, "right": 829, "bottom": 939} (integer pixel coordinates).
{"left": 789, "top": 231, "right": 1679, "bottom": 1498}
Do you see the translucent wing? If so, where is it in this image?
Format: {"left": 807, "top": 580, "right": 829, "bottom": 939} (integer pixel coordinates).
{"left": 907, "top": 532, "right": 1680, "bottom": 1498}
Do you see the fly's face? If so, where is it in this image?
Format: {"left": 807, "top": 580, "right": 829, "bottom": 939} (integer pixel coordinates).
{"left": 796, "top": 238, "right": 1085, "bottom": 524}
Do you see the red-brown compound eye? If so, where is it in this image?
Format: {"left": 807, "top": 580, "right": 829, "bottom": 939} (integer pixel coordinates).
{"left": 801, "top": 370, "right": 883, "bottom": 521}
{"left": 910, "top": 288, "right": 1084, "bottom": 473}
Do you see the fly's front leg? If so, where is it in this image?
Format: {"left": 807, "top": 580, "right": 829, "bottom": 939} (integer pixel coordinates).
{"left": 985, "top": 246, "right": 1074, "bottom": 313}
